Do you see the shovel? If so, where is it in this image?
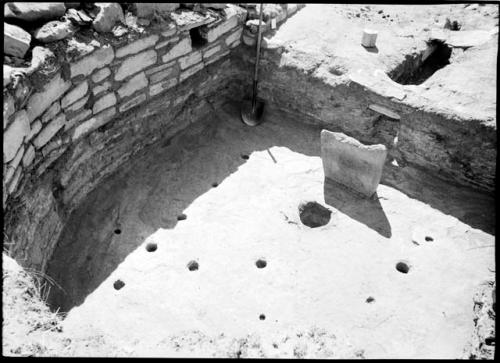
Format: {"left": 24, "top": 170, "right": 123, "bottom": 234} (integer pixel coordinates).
{"left": 241, "top": 3, "right": 265, "bottom": 126}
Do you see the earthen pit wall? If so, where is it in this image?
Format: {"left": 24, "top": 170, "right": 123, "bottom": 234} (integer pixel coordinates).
{"left": 241, "top": 46, "right": 496, "bottom": 193}
{"left": 2, "top": 11, "right": 250, "bottom": 273}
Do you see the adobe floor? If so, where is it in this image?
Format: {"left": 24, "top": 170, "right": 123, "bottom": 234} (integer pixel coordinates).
{"left": 48, "top": 102, "right": 495, "bottom": 358}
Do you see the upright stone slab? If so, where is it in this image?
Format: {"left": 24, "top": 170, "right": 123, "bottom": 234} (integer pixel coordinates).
{"left": 320, "top": 130, "right": 387, "bottom": 197}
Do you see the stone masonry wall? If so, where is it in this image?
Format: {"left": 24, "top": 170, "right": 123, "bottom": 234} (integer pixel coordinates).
{"left": 3, "top": 5, "right": 247, "bottom": 209}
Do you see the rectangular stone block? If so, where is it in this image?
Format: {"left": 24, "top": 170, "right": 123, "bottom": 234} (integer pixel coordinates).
{"left": 65, "top": 95, "right": 88, "bottom": 113}
{"left": 117, "top": 72, "right": 148, "bottom": 98}
{"left": 70, "top": 46, "right": 114, "bottom": 78}
{"left": 200, "top": 8, "right": 241, "bottom": 42}
{"left": 178, "top": 51, "right": 202, "bottom": 70}
{"left": 149, "top": 67, "right": 177, "bottom": 84}
{"left": 225, "top": 28, "right": 242, "bottom": 46}
{"left": 361, "top": 29, "right": 378, "bottom": 48}
{"left": 155, "top": 36, "right": 179, "bottom": 50}
{"left": 92, "top": 67, "right": 111, "bottom": 83}
{"left": 116, "top": 35, "right": 159, "bottom": 58}
{"left": 5, "top": 145, "right": 24, "bottom": 184}
{"left": 22, "top": 144, "right": 35, "bottom": 167}
{"left": 368, "top": 104, "right": 400, "bottom": 120}
{"left": 162, "top": 37, "right": 191, "bottom": 63}
{"left": 7, "top": 166, "right": 22, "bottom": 195}
{"left": 93, "top": 93, "right": 117, "bottom": 114}
{"left": 26, "top": 119, "right": 42, "bottom": 142}
{"left": 41, "top": 101, "right": 61, "bottom": 123}
{"left": 179, "top": 62, "right": 204, "bottom": 82}
{"left": 115, "top": 49, "right": 157, "bottom": 81}
{"left": 149, "top": 78, "right": 178, "bottom": 97}
{"left": 61, "top": 81, "right": 88, "bottom": 109}
{"left": 204, "top": 49, "right": 230, "bottom": 66}
{"left": 92, "top": 81, "right": 112, "bottom": 96}
{"left": 26, "top": 72, "right": 71, "bottom": 123}
{"left": 119, "top": 93, "right": 147, "bottom": 112}
{"left": 320, "top": 130, "right": 387, "bottom": 197}
{"left": 202, "top": 45, "right": 221, "bottom": 59}
{"left": 65, "top": 109, "right": 92, "bottom": 131}
{"left": 41, "top": 138, "right": 63, "bottom": 157}
{"left": 4, "top": 110, "right": 30, "bottom": 162}
{"left": 33, "top": 113, "right": 66, "bottom": 149}
{"left": 145, "top": 61, "right": 175, "bottom": 76}
{"left": 72, "top": 107, "right": 116, "bottom": 141}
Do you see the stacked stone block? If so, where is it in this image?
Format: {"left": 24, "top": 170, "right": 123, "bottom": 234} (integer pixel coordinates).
{"left": 3, "top": 4, "right": 254, "bottom": 208}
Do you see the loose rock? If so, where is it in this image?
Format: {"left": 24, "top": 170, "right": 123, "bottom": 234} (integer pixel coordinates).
{"left": 92, "top": 3, "right": 124, "bottom": 33}
{"left": 4, "top": 2, "right": 66, "bottom": 22}
{"left": 34, "top": 20, "right": 76, "bottom": 43}
{"left": 65, "top": 8, "right": 93, "bottom": 25}
{"left": 4, "top": 23, "right": 31, "bottom": 58}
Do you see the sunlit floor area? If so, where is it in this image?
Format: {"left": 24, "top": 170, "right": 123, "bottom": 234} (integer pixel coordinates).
{"left": 46, "top": 103, "right": 495, "bottom": 358}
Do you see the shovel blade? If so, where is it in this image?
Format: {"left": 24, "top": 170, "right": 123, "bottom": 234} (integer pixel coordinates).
{"left": 241, "top": 99, "right": 265, "bottom": 126}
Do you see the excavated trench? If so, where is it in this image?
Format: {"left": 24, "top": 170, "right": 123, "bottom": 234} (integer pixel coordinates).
{"left": 34, "top": 91, "right": 494, "bottom": 359}
{"left": 388, "top": 40, "right": 453, "bottom": 85}
{"left": 3, "top": 6, "right": 496, "bottom": 358}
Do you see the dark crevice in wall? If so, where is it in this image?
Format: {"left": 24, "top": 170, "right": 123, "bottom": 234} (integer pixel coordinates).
{"left": 190, "top": 27, "right": 208, "bottom": 49}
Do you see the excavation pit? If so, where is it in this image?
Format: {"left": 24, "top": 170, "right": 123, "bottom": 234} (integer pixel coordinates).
{"left": 32, "top": 104, "right": 492, "bottom": 359}
{"left": 389, "top": 41, "right": 453, "bottom": 85}
{"left": 2, "top": 3, "right": 496, "bottom": 359}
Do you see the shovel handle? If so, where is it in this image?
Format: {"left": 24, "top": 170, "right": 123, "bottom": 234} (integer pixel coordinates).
{"left": 252, "top": 3, "right": 264, "bottom": 112}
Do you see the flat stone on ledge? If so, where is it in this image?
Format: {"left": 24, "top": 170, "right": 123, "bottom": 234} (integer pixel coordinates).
{"left": 320, "top": 130, "right": 387, "bottom": 198}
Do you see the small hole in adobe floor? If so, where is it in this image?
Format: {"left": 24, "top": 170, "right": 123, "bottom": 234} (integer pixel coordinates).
{"left": 113, "top": 280, "right": 125, "bottom": 290}
{"left": 298, "top": 201, "right": 331, "bottom": 228}
{"left": 425, "top": 236, "right": 434, "bottom": 242}
{"left": 177, "top": 214, "right": 187, "bottom": 221}
{"left": 114, "top": 229, "right": 121, "bottom": 235}
{"left": 187, "top": 260, "right": 199, "bottom": 271}
{"left": 241, "top": 154, "right": 249, "bottom": 160}
{"left": 255, "top": 259, "right": 267, "bottom": 269}
{"left": 259, "top": 314, "right": 266, "bottom": 320}
{"left": 146, "top": 243, "right": 157, "bottom": 252}
{"left": 396, "top": 262, "right": 410, "bottom": 274}
{"left": 366, "top": 296, "right": 375, "bottom": 303}
{"left": 212, "top": 182, "right": 218, "bottom": 188}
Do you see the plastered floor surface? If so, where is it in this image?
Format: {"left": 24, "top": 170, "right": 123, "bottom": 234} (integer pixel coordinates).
{"left": 53, "top": 105, "right": 495, "bottom": 358}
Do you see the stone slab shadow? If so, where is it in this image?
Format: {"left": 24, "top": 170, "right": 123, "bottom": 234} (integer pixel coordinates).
{"left": 323, "top": 177, "right": 392, "bottom": 238}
